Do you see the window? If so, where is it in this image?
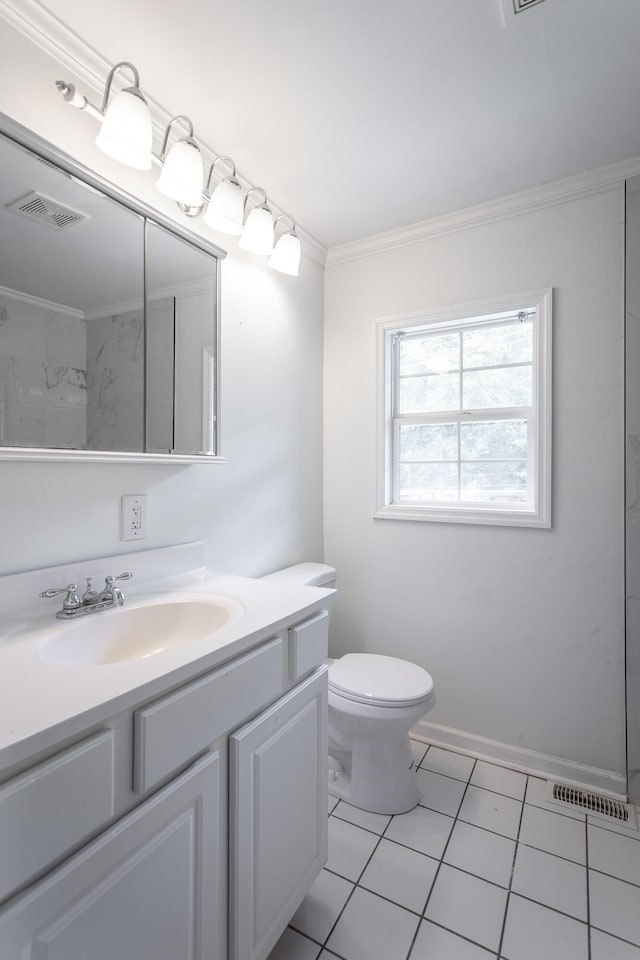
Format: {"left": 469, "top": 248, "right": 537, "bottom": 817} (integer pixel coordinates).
{"left": 375, "top": 290, "right": 551, "bottom": 527}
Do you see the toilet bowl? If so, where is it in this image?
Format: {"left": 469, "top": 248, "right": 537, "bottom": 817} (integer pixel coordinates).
{"left": 260, "top": 563, "right": 436, "bottom": 815}
{"left": 328, "top": 652, "right": 435, "bottom": 814}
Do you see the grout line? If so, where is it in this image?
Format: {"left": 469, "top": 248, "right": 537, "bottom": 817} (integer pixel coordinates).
{"left": 585, "top": 815, "right": 592, "bottom": 960}
{"left": 317, "top": 814, "right": 387, "bottom": 951}
{"left": 405, "top": 757, "right": 480, "bottom": 960}
{"left": 496, "top": 774, "right": 527, "bottom": 957}
{"left": 412, "top": 916, "right": 503, "bottom": 957}
{"left": 516, "top": 838, "right": 587, "bottom": 868}
{"left": 588, "top": 865, "right": 640, "bottom": 890}
{"left": 589, "top": 923, "right": 640, "bottom": 951}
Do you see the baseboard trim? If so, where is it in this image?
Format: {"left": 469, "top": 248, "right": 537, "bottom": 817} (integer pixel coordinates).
{"left": 412, "top": 720, "right": 627, "bottom": 801}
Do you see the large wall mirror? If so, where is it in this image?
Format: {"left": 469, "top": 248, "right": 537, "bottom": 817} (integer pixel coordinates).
{"left": 0, "top": 116, "right": 223, "bottom": 462}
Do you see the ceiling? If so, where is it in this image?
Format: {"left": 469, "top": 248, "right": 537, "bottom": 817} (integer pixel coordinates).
{"left": 33, "top": 0, "right": 640, "bottom": 248}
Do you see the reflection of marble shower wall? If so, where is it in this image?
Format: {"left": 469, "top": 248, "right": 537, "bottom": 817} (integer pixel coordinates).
{"left": 85, "top": 299, "right": 175, "bottom": 453}
{"left": 0, "top": 293, "right": 86, "bottom": 448}
{"left": 86, "top": 308, "right": 144, "bottom": 451}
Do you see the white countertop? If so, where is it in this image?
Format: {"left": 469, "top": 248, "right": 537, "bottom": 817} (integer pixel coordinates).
{"left": 0, "top": 548, "right": 334, "bottom": 774}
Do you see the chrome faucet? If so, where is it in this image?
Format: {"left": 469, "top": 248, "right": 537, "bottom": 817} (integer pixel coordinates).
{"left": 40, "top": 572, "right": 133, "bottom": 619}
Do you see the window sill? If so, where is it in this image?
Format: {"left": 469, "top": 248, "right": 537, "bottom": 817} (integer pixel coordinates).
{"left": 374, "top": 503, "right": 550, "bottom": 528}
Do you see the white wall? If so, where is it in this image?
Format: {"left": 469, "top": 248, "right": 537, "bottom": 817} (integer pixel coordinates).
{"left": 324, "top": 188, "right": 626, "bottom": 784}
{"left": 0, "top": 22, "right": 324, "bottom": 578}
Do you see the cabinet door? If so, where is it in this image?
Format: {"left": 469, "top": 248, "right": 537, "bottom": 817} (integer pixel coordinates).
{"left": 0, "top": 751, "right": 222, "bottom": 960}
{"left": 229, "top": 666, "right": 328, "bottom": 960}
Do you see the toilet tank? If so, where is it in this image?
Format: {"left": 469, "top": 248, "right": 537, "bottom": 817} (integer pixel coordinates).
{"left": 260, "top": 562, "right": 337, "bottom": 589}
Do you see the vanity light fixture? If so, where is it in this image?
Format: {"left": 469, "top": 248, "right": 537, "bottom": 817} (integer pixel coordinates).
{"left": 202, "top": 157, "right": 244, "bottom": 236}
{"left": 269, "top": 216, "right": 301, "bottom": 276}
{"left": 156, "top": 115, "right": 204, "bottom": 207}
{"left": 55, "top": 63, "right": 302, "bottom": 273}
{"left": 239, "top": 187, "right": 274, "bottom": 256}
{"left": 94, "top": 62, "right": 153, "bottom": 170}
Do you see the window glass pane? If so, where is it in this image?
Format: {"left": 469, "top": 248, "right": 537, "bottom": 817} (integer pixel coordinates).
{"left": 399, "top": 333, "right": 459, "bottom": 375}
{"left": 463, "top": 321, "right": 532, "bottom": 369}
{"left": 398, "top": 372, "right": 460, "bottom": 414}
{"left": 399, "top": 463, "right": 458, "bottom": 501}
{"left": 463, "top": 365, "right": 531, "bottom": 409}
{"left": 460, "top": 461, "right": 528, "bottom": 503}
{"left": 460, "top": 419, "right": 527, "bottom": 460}
{"left": 399, "top": 423, "right": 458, "bottom": 461}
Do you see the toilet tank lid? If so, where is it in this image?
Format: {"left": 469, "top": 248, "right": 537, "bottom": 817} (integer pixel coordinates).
{"left": 260, "top": 562, "right": 336, "bottom": 587}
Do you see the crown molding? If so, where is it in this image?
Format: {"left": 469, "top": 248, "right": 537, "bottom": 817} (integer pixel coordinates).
{"left": 0, "top": 0, "right": 328, "bottom": 266}
{"left": 327, "top": 155, "right": 640, "bottom": 267}
{"left": 0, "top": 282, "right": 83, "bottom": 319}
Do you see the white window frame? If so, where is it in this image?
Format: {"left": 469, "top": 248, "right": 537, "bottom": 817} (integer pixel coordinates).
{"left": 374, "top": 289, "right": 552, "bottom": 528}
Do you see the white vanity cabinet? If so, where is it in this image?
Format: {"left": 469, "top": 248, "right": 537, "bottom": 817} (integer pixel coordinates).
{"left": 0, "top": 606, "right": 329, "bottom": 960}
{"left": 0, "top": 751, "right": 221, "bottom": 959}
{"left": 230, "top": 667, "right": 328, "bottom": 960}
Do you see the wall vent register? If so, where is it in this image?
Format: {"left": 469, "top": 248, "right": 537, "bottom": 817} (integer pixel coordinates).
{"left": 513, "top": 0, "right": 547, "bottom": 12}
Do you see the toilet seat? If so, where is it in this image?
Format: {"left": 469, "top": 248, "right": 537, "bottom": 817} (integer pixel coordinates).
{"left": 329, "top": 653, "right": 434, "bottom": 708}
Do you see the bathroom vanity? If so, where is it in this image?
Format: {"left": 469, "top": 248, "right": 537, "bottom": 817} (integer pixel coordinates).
{"left": 0, "top": 544, "right": 332, "bottom": 960}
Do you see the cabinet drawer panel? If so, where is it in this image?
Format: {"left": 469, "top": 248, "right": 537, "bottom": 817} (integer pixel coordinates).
{"left": 289, "top": 611, "right": 329, "bottom": 682}
{"left": 134, "top": 636, "right": 284, "bottom": 793}
{"left": 0, "top": 730, "right": 114, "bottom": 903}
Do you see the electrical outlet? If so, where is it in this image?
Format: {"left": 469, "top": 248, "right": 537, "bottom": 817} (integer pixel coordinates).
{"left": 121, "top": 495, "right": 147, "bottom": 541}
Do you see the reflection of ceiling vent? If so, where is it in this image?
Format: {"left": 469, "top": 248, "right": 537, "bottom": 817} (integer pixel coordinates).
{"left": 513, "top": 0, "right": 546, "bottom": 11}
{"left": 6, "top": 191, "right": 89, "bottom": 231}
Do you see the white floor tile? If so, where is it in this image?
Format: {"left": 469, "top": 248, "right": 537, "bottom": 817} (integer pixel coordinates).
{"left": 591, "top": 928, "right": 640, "bottom": 960}
{"left": 519, "top": 803, "right": 586, "bottom": 864}
{"left": 501, "top": 894, "right": 588, "bottom": 960}
{"left": 326, "top": 816, "right": 379, "bottom": 881}
{"left": 410, "top": 738, "right": 429, "bottom": 767}
{"left": 416, "top": 768, "right": 467, "bottom": 816}
{"left": 267, "top": 927, "right": 321, "bottom": 960}
{"left": 359, "top": 838, "right": 438, "bottom": 914}
{"left": 384, "top": 804, "right": 454, "bottom": 860}
{"left": 411, "top": 919, "right": 497, "bottom": 959}
{"left": 588, "top": 823, "right": 640, "bottom": 886}
{"left": 458, "top": 785, "right": 522, "bottom": 840}
{"left": 328, "top": 795, "right": 340, "bottom": 816}
{"left": 425, "top": 864, "right": 507, "bottom": 952}
{"left": 419, "top": 745, "right": 476, "bottom": 782}
{"left": 589, "top": 870, "right": 640, "bottom": 947}
{"left": 524, "top": 776, "right": 584, "bottom": 821}
{"left": 470, "top": 761, "right": 527, "bottom": 801}
{"left": 290, "top": 869, "right": 353, "bottom": 943}
{"left": 587, "top": 815, "right": 640, "bottom": 839}
{"left": 511, "top": 843, "right": 587, "bottom": 920}
{"left": 332, "top": 800, "right": 391, "bottom": 835}
{"left": 444, "top": 819, "right": 515, "bottom": 888}
{"left": 326, "top": 887, "right": 419, "bottom": 960}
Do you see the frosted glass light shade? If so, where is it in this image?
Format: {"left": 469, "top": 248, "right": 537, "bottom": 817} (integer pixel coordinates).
{"left": 239, "top": 206, "right": 274, "bottom": 255}
{"left": 95, "top": 88, "right": 152, "bottom": 170}
{"left": 156, "top": 140, "right": 204, "bottom": 207}
{"left": 203, "top": 179, "right": 244, "bottom": 236}
{"left": 268, "top": 232, "right": 301, "bottom": 276}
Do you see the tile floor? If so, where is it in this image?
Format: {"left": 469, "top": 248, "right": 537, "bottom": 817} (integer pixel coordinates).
{"left": 267, "top": 739, "right": 640, "bottom": 960}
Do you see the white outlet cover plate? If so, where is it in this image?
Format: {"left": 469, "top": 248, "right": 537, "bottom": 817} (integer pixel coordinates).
{"left": 121, "top": 495, "right": 147, "bottom": 541}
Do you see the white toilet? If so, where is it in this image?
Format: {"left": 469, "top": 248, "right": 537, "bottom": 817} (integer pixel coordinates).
{"left": 260, "top": 563, "right": 436, "bottom": 815}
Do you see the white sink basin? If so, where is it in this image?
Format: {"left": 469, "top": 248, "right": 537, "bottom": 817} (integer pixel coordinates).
{"left": 37, "top": 595, "right": 243, "bottom": 666}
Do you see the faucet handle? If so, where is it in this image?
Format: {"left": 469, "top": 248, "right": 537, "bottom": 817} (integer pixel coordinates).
{"left": 104, "top": 571, "right": 133, "bottom": 586}
{"left": 39, "top": 584, "right": 81, "bottom": 610}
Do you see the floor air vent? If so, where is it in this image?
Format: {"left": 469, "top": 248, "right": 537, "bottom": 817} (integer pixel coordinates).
{"left": 6, "top": 191, "right": 88, "bottom": 231}
{"left": 546, "top": 781, "right": 638, "bottom": 829}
